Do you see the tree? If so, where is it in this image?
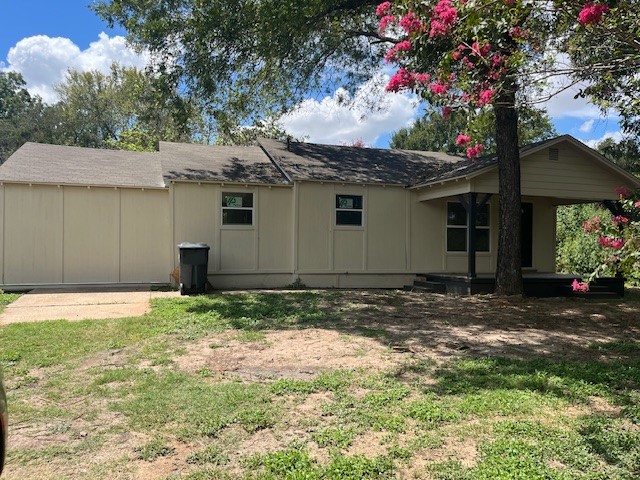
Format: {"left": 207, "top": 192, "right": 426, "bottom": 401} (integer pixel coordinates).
{"left": 597, "top": 137, "right": 640, "bottom": 175}
{"left": 377, "top": 1, "right": 633, "bottom": 295}
{"left": 54, "top": 64, "right": 199, "bottom": 150}
{"left": 391, "top": 106, "right": 556, "bottom": 152}
{"left": 0, "top": 72, "right": 61, "bottom": 162}
{"left": 563, "top": 1, "right": 640, "bottom": 135}
{"left": 93, "top": 0, "right": 385, "bottom": 135}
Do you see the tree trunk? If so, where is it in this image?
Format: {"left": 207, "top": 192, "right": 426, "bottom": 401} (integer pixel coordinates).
{"left": 494, "top": 86, "right": 523, "bottom": 295}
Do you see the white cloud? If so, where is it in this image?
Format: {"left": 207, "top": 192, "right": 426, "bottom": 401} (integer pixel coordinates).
{"left": 3, "top": 33, "right": 148, "bottom": 103}
{"left": 584, "top": 130, "right": 624, "bottom": 149}
{"left": 579, "top": 119, "right": 594, "bottom": 133}
{"left": 279, "top": 73, "right": 419, "bottom": 147}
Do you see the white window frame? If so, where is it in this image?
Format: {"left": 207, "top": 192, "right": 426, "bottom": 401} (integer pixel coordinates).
{"left": 221, "top": 191, "right": 254, "bottom": 226}
{"left": 446, "top": 201, "right": 490, "bottom": 253}
{"left": 335, "top": 193, "right": 364, "bottom": 227}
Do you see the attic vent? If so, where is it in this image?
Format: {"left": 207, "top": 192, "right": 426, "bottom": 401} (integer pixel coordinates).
{"left": 548, "top": 148, "right": 559, "bottom": 161}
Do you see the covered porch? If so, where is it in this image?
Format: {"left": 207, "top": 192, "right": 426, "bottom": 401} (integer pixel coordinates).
{"left": 408, "top": 136, "right": 640, "bottom": 297}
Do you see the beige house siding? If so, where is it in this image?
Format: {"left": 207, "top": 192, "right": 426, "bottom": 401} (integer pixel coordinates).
{"left": 3, "top": 184, "right": 64, "bottom": 284}
{"left": 471, "top": 145, "right": 631, "bottom": 200}
{"left": 171, "top": 182, "right": 294, "bottom": 277}
{"left": 1, "top": 183, "right": 170, "bottom": 285}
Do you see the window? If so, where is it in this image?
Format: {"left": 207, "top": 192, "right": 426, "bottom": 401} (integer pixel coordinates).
{"left": 336, "top": 194, "right": 363, "bottom": 226}
{"left": 222, "top": 192, "right": 253, "bottom": 225}
{"left": 446, "top": 202, "right": 490, "bottom": 252}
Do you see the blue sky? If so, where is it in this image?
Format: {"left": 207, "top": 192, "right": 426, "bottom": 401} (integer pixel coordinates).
{"left": 1, "top": 1, "right": 623, "bottom": 149}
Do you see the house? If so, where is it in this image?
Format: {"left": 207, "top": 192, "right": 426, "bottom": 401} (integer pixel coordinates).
{"left": 0, "top": 135, "right": 638, "bottom": 292}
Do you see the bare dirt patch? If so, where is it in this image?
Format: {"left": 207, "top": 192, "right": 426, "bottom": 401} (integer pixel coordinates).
{"left": 175, "top": 328, "right": 408, "bottom": 381}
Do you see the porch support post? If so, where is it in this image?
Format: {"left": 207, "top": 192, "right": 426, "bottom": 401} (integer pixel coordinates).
{"left": 457, "top": 193, "right": 492, "bottom": 279}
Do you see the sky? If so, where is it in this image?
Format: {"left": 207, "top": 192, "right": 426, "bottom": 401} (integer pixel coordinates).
{"left": 1, "top": 0, "right": 625, "bottom": 149}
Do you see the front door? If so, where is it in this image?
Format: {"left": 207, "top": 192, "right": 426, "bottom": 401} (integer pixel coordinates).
{"left": 521, "top": 203, "right": 533, "bottom": 268}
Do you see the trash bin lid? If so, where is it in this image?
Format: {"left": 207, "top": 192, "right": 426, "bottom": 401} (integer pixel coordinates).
{"left": 178, "top": 242, "right": 210, "bottom": 249}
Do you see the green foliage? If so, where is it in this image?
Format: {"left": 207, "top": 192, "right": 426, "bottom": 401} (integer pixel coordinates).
{"left": 93, "top": 0, "right": 383, "bottom": 136}
{"left": 135, "top": 438, "right": 175, "bottom": 461}
{"left": 598, "top": 137, "right": 640, "bottom": 175}
{"left": 53, "top": 64, "right": 199, "bottom": 150}
{"left": 556, "top": 204, "right": 610, "bottom": 275}
{"left": 0, "top": 72, "right": 62, "bottom": 162}
{"left": 580, "top": 190, "right": 640, "bottom": 285}
{"left": 185, "top": 444, "right": 229, "bottom": 465}
{"left": 391, "top": 107, "right": 557, "bottom": 154}
{"left": 565, "top": 1, "right": 640, "bottom": 136}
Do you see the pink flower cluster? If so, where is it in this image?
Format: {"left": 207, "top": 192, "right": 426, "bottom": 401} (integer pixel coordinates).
{"left": 572, "top": 279, "right": 590, "bottom": 293}
{"left": 386, "top": 69, "right": 432, "bottom": 92}
{"left": 430, "top": 0, "right": 458, "bottom": 38}
{"left": 477, "top": 89, "right": 494, "bottom": 106}
{"left": 376, "top": 1, "right": 392, "bottom": 17}
{"left": 385, "top": 40, "right": 412, "bottom": 62}
{"left": 612, "top": 215, "right": 629, "bottom": 225}
{"left": 456, "top": 133, "right": 472, "bottom": 146}
{"left": 466, "top": 144, "right": 484, "bottom": 160}
{"left": 582, "top": 216, "right": 601, "bottom": 234}
{"left": 578, "top": 2, "right": 610, "bottom": 26}
{"left": 399, "top": 11, "right": 424, "bottom": 35}
{"left": 385, "top": 68, "right": 415, "bottom": 92}
{"left": 598, "top": 236, "right": 625, "bottom": 249}
{"left": 635, "top": 201, "right": 640, "bottom": 208}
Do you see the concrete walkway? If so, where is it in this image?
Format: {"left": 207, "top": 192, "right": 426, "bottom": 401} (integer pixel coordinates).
{"left": 0, "top": 286, "right": 180, "bottom": 324}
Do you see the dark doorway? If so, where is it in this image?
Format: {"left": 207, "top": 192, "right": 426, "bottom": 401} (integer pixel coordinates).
{"left": 521, "top": 202, "right": 533, "bottom": 268}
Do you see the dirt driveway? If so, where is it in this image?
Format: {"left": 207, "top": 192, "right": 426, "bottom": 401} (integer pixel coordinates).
{"left": 0, "top": 286, "right": 180, "bottom": 324}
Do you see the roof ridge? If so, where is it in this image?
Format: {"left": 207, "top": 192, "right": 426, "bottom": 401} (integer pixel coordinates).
{"left": 256, "top": 138, "right": 293, "bottom": 184}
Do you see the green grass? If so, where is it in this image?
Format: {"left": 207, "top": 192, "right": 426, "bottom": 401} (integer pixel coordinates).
{"left": 0, "top": 292, "right": 21, "bottom": 312}
{"left": 2, "top": 290, "right": 640, "bottom": 479}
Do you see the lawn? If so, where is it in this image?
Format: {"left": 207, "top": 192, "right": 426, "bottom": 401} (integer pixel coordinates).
{"left": 1, "top": 290, "right": 639, "bottom": 479}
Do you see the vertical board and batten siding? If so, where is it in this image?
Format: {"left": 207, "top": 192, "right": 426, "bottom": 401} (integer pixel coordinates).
{"left": 3, "top": 184, "right": 64, "bottom": 284}
{"left": 1, "top": 183, "right": 171, "bottom": 285}
{"left": 471, "top": 145, "right": 630, "bottom": 200}
{"left": 171, "top": 182, "right": 293, "bottom": 276}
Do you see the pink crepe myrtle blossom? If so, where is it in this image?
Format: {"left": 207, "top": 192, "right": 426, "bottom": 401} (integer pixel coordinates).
{"left": 477, "top": 89, "right": 494, "bottom": 106}
{"left": 456, "top": 133, "right": 472, "bottom": 146}
{"left": 385, "top": 68, "right": 415, "bottom": 92}
{"left": 376, "top": 1, "right": 392, "bottom": 17}
{"left": 414, "top": 73, "right": 431, "bottom": 84}
{"left": 615, "top": 186, "right": 632, "bottom": 198}
{"left": 578, "top": 2, "right": 610, "bottom": 26}
{"left": 635, "top": 201, "right": 640, "bottom": 208}
{"left": 378, "top": 14, "right": 396, "bottom": 32}
{"left": 612, "top": 215, "right": 629, "bottom": 225}
{"left": 572, "top": 279, "right": 589, "bottom": 293}
{"left": 471, "top": 42, "right": 491, "bottom": 58}
{"left": 430, "top": 0, "right": 457, "bottom": 37}
{"left": 429, "top": 82, "right": 448, "bottom": 95}
{"left": 598, "top": 236, "right": 625, "bottom": 249}
{"left": 582, "top": 216, "right": 601, "bottom": 234}
{"left": 385, "top": 42, "right": 411, "bottom": 63}
{"left": 399, "top": 11, "right": 424, "bottom": 34}
{"left": 466, "top": 143, "right": 484, "bottom": 160}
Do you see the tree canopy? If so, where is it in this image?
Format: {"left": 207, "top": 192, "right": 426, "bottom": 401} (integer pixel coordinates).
{"left": 93, "top": 0, "right": 383, "bottom": 136}
{"left": 53, "top": 64, "right": 199, "bottom": 151}
{"left": 391, "top": 107, "right": 556, "bottom": 153}
{"left": 0, "top": 72, "right": 60, "bottom": 162}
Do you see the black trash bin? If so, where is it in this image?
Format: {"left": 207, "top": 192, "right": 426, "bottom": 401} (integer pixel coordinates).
{"left": 177, "top": 243, "right": 210, "bottom": 295}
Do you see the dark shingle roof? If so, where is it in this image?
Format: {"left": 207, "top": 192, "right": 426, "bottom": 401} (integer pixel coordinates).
{"left": 159, "top": 142, "right": 289, "bottom": 185}
{"left": 258, "top": 138, "right": 464, "bottom": 185}
{"left": 0, "top": 142, "right": 164, "bottom": 188}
